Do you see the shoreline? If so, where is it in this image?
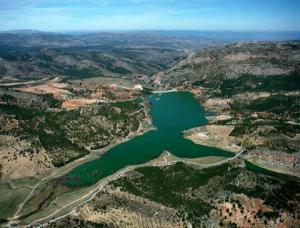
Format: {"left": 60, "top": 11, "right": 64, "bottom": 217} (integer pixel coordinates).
{"left": 8, "top": 116, "right": 156, "bottom": 226}
{"left": 10, "top": 91, "right": 238, "bottom": 226}
{"left": 183, "top": 126, "right": 242, "bottom": 154}
{"left": 44, "top": 101, "right": 155, "bottom": 179}
{"left": 25, "top": 152, "right": 238, "bottom": 227}
{"left": 246, "top": 157, "right": 300, "bottom": 178}
{"left": 9, "top": 90, "right": 298, "bottom": 226}
{"left": 187, "top": 87, "right": 300, "bottom": 178}
{"left": 180, "top": 88, "right": 242, "bottom": 154}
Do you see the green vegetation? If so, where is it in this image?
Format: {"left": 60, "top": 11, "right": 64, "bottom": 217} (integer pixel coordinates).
{"left": 114, "top": 162, "right": 300, "bottom": 226}
{"left": 0, "top": 104, "right": 41, "bottom": 120}
{"left": 165, "top": 41, "right": 300, "bottom": 91}
{"left": 61, "top": 67, "right": 103, "bottom": 78}
{"left": 114, "top": 100, "right": 140, "bottom": 112}
{"left": 186, "top": 45, "right": 300, "bottom": 156}
{"left": 231, "top": 95, "right": 300, "bottom": 118}
{"left": 0, "top": 43, "right": 184, "bottom": 80}
{"left": 0, "top": 181, "right": 35, "bottom": 222}
{"left": 239, "top": 162, "right": 300, "bottom": 214}
{"left": 228, "top": 117, "right": 300, "bottom": 152}
{"left": 47, "top": 218, "right": 106, "bottom": 228}
{"left": 38, "top": 94, "right": 62, "bottom": 109}
{"left": 0, "top": 104, "right": 88, "bottom": 166}
{"left": 0, "top": 92, "right": 62, "bottom": 110}
{"left": 115, "top": 162, "right": 216, "bottom": 221}
{"left": 0, "top": 97, "right": 144, "bottom": 167}
{"left": 0, "top": 66, "right": 6, "bottom": 76}
{"left": 208, "top": 72, "right": 300, "bottom": 97}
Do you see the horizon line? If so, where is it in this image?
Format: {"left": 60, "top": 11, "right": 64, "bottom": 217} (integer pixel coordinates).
{"left": 1, "top": 29, "right": 300, "bottom": 33}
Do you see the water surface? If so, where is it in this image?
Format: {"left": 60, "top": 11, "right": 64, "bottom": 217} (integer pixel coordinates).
{"left": 65, "top": 92, "right": 234, "bottom": 186}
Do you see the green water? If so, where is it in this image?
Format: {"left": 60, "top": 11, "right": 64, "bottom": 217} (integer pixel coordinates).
{"left": 245, "top": 161, "right": 299, "bottom": 182}
{"left": 65, "top": 92, "right": 234, "bottom": 186}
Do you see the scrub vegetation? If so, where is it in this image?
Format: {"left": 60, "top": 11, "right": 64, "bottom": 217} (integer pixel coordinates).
{"left": 50, "top": 161, "right": 300, "bottom": 227}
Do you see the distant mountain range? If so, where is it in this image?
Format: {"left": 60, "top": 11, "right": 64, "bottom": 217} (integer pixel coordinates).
{"left": 0, "top": 30, "right": 219, "bottom": 49}
{"left": 0, "top": 30, "right": 299, "bottom": 48}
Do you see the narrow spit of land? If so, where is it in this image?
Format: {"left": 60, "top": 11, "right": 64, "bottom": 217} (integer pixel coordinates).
{"left": 10, "top": 92, "right": 235, "bottom": 226}
{"left": 152, "top": 89, "right": 178, "bottom": 94}
{"left": 29, "top": 150, "right": 245, "bottom": 227}
{"left": 63, "top": 92, "right": 234, "bottom": 187}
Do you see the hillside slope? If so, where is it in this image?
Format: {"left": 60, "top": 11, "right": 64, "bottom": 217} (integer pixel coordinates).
{"left": 155, "top": 42, "right": 300, "bottom": 176}
{"left": 155, "top": 42, "right": 300, "bottom": 87}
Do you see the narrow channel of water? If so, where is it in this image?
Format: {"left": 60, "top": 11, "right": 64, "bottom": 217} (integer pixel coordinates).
{"left": 65, "top": 92, "right": 234, "bottom": 186}
{"left": 245, "top": 161, "right": 299, "bottom": 182}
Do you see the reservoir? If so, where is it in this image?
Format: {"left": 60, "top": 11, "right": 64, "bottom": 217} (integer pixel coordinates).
{"left": 65, "top": 92, "right": 234, "bottom": 186}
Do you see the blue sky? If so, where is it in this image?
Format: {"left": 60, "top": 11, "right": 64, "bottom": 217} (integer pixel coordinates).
{"left": 0, "top": 0, "right": 299, "bottom": 31}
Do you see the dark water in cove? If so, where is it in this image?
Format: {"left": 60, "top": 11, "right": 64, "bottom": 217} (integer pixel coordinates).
{"left": 65, "top": 92, "right": 234, "bottom": 186}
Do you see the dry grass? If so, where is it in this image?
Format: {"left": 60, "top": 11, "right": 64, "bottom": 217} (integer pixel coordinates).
{"left": 212, "top": 193, "right": 274, "bottom": 227}
{"left": 0, "top": 135, "right": 53, "bottom": 180}
{"left": 15, "top": 82, "right": 71, "bottom": 100}
{"left": 66, "top": 186, "right": 184, "bottom": 228}
{"left": 185, "top": 125, "right": 241, "bottom": 153}
{"left": 62, "top": 98, "right": 99, "bottom": 110}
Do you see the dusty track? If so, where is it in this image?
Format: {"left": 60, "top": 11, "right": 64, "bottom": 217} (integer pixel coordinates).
{"left": 28, "top": 150, "right": 245, "bottom": 227}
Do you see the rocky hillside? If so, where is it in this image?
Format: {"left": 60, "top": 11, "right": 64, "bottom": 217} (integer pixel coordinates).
{"left": 0, "top": 45, "right": 186, "bottom": 81}
{"left": 0, "top": 31, "right": 226, "bottom": 82}
{"left": 0, "top": 78, "right": 151, "bottom": 180}
{"left": 156, "top": 42, "right": 300, "bottom": 176}
{"left": 155, "top": 42, "right": 300, "bottom": 88}
{"left": 47, "top": 161, "right": 300, "bottom": 228}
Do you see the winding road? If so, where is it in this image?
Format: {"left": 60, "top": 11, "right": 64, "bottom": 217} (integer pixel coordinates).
{"left": 26, "top": 149, "right": 245, "bottom": 227}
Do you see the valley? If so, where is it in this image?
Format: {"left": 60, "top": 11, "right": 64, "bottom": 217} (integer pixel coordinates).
{"left": 0, "top": 31, "right": 299, "bottom": 227}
